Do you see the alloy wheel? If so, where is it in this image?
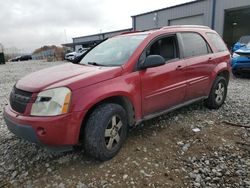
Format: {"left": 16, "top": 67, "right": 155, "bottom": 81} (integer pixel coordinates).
{"left": 215, "top": 82, "right": 225, "bottom": 104}
{"left": 104, "top": 115, "right": 123, "bottom": 150}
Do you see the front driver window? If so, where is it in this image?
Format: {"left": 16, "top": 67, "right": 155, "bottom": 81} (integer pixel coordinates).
{"left": 138, "top": 35, "right": 179, "bottom": 68}
{"left": 147, "top": 36, "right": 179, "bottom": 61}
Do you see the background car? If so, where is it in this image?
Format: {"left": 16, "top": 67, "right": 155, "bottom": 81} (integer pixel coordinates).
{"left": 232, "top": 35, "right": 250, "bottom": 53}
{"left": 9, "top": 56, "right": 21, "bottom": 62}
{"left": 10, "top": 55, "right": 32, "bottom": 62}
{"left": 19, "top": 55, "right": 32, "bottom": 61}
{"left": 65, "top": 48, "right": 88, "bottom": 62}
{"left": 231, "top": 42, "right": 250, "bottom": 77}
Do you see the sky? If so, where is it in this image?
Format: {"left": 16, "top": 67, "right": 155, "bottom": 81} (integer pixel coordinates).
{"left": 0, "top": 0, "right": 193, "bottom": 53}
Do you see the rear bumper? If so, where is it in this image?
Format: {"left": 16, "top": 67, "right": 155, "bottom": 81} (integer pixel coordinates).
{"left": 4, "top": 105, "right": 85, "bottom": 147}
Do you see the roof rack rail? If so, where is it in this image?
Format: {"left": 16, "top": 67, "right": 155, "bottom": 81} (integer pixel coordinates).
{"left": 161, "top": 25, "right": 210, "bottom": 30}
{"left": 120, "top": 30, "right": 141, "bottom": 35}
{"left": 120, "top": 28, "right": 159, "bottom": 35}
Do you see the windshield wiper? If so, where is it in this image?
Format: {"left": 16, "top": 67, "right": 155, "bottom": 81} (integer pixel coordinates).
{"left": 87, "top": 62, "right": 105, "bottom": 66}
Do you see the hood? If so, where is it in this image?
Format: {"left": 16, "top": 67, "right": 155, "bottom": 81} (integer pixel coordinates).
{"left": 16, "top": 63, "right": 123, "bottom": 92}
{"left": 235, "top": 46, "right": 250, "bottom": 54}
{"left": 66, "top": 52, "right": 77, "bottom": 56}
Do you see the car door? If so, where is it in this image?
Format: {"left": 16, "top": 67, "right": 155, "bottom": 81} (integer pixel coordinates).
{"left": 139, "top": 34, "right": 187, "bottom": 116}
{"left": 179, "top": 32, "right": 214, "bottom": 101}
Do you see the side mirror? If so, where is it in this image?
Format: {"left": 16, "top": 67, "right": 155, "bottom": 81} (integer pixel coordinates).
{"left": 141, "top": 55, "right": 165, "bottom": 69}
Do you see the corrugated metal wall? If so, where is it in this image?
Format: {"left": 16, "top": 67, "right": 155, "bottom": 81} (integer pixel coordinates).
{"left": 133, "top": 0, "right": 250, "bottom": 37}
{"left": 169, "top": 14, "right": 204, "bottom": 26}
{"left": 73, "top": 35, "right": 102, "bottom": 44}
{"left": 133, "top": 0, "right": 212, "bottom": 31}
{"left": 158, "top": 0, "right": 212, "bottom": 27}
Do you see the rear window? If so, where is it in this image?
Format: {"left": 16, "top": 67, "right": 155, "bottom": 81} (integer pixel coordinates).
{"left": 206, "top": 33, "right": 228, "bottom": 52}
{"left": 180, "top": 32, "right": 211, "bottom": 58}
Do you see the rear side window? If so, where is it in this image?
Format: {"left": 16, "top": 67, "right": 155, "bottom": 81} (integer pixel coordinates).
{"left": 180, "top": 32, "right": 211, "bottom": 58}
{"left": 206, "top": 33, "right": 228, "bottom": 52}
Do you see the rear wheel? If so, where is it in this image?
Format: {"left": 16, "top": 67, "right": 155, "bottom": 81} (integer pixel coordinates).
{"left": 206, "top": 76, "right": 228, "bottom": 109}
{"left": 84, "top": 103, "right": 128, "bottom": 161}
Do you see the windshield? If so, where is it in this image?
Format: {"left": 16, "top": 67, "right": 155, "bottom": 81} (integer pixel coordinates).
{"left": 239, "top": 35, "right": 250, "bottom": 44}
{"left": 80, "top": 34, "right": 147, "bottom": 66}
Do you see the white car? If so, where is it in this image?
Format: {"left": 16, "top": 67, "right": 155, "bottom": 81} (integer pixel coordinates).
{"left": 65, "top": 48, "right": 88, "bottom": 61}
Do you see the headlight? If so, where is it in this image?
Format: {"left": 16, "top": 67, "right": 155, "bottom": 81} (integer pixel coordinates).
{"left": 31, "top": 87, "right": 71, "bottom": 116}
{"left": 232, "top": 52, "right": 240, "bottom": 58}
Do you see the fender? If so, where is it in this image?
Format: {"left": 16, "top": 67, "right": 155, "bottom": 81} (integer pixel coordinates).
{"left": 208, "top": 61, "right": 229, "bottom": 94}
{"left": 71, "top": 71, "right": 142, "bottom": 122}
{"left": 211, "top": 62, "right": 228, "bottom": 78}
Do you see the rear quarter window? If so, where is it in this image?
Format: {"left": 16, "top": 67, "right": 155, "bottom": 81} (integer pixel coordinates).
{"left": 206, "top": 33, "right": 228, "bottom": 52}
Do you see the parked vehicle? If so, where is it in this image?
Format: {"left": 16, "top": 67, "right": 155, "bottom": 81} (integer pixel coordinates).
{"left": 4, "top": 25, "right": 230, "bottom": 161}
{"left": 231, "top": 42, "right": 250, "bottom": 77}
{"left": 65, "top": 48, "right": 88, "bottom": 62}
{"left": 20, "top": 55, "right": 32, "bottom": 61}
{"left": 9, "top": 56, "right": 21, "bottom": 62}
{"left": 64, "top": 51, "right": 77, "bottom": 61}
{"left": 232, "top": 35, "right": 250, "bottom": 53}
{"left": 10, "top": 55, "right": 32, "bottom": 62}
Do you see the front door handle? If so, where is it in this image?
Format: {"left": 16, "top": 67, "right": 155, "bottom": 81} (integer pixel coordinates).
{"left": 176, "top": 65, "right": 183, "bottom": 70}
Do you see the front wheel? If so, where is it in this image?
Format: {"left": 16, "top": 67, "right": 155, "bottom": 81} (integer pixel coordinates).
{"left": 206, "top": 76, "right": 228, "bottom": 109}
{"left": 232, "top": 70, "right": 241, "bottom": 78}
{"left": 84, "top": 103, "right": 128, "bottom": 161}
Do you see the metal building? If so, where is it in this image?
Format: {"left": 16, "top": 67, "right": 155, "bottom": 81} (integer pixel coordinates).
{"left": 64, "top": 0, "right": 250, "bottom": 50}
{"left": 63, "top": 28, "right": 132, "bottom": 51}
{"left": 132, "top": 0, "right": 250, "bottom": 47}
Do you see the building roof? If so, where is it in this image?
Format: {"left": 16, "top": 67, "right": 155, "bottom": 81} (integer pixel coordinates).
{"left": 131, "top": 0, "right": 204, "bottom": 17}
{"left": 72, "top": 28, "right": 133, "bottom": 40}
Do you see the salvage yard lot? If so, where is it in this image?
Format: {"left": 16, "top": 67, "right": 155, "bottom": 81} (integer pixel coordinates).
{"left": 0, "top": 61, "right": 250, "bottom": 187}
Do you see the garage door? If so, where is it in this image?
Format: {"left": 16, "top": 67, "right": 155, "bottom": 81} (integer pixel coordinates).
{"left": 169, "top": 15, "right": 204, "bottom": 26}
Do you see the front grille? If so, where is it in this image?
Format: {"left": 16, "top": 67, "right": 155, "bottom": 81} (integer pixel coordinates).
{"left": 236, "top": 53, "right": 250, "bottom": 58}
{"left": 238, "top": 61, "right": 250, "bottom": 64}
{"left": 10, "top": 86, "right": 33, "bottom": 113}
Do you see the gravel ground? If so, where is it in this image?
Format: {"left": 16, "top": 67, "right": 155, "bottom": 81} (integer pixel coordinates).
{"left": 0, "top": 60, "right": 250, "bottom": 188}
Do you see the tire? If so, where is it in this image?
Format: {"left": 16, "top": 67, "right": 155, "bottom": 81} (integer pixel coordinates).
{"left": 206, "top": 76, "right": 228, "bottom": 109}
{"left": 84, "top": 103, "right": 128, "bottom": 161}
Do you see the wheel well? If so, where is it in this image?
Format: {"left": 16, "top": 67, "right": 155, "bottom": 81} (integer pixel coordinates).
{"left": 79, "top": 96, "right": 135, "bottom": 141}
{"left": 217, "top": 70, "right": 230, "bottom": 84}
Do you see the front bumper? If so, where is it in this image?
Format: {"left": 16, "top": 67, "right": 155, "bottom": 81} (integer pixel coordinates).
{"left": 5, "top": 115, "right": 40, "bottom": 144}
{"left": 232, "top": 64, "right": 250, "bottom": 74}
{"left": 231, "top": 57, "right": 250, "bottom": 74}
{"left": 4, "top": 105, "right": 85, "bottom": 147}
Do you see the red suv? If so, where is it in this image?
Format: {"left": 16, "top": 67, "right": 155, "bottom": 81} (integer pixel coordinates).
{"left": 4, "top": 26, "right": 230, "bottom": 161}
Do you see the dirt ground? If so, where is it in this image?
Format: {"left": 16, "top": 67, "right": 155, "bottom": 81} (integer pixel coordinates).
{"left": 0, "top": 61, "right": 249, "bottom": 188}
